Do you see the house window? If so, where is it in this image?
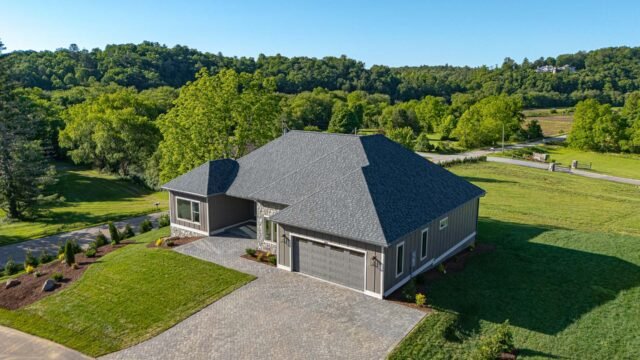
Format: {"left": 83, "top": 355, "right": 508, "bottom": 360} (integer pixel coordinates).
{"left": 176, "top": 198, "right": 200, "bottom": 224}
{"left": 421, "top": 228, "right": 429, "bottom": 260}
{"left": 396, "top": 242, "right": 404, "bottom": 277}
{"left": 439, "top": 217, "right": 449, "bottom": 230}
{"left": 264, "top": 218, "right": 277, "bottom": 243}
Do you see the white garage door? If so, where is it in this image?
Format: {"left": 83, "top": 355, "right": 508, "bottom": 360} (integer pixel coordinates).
{"left": 293, "top": 236, "right": 365, "bottom": 291}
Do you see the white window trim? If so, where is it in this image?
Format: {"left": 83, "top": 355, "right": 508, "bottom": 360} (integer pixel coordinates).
{"left": 439, "top": 217, "right": 449, "bottom": 230}
{"left": 395, "top": 242, "right": 405, "bottom": 278}
{"left": 175, "top": 196, "right": 201, "bottom": 225}
{"left": 263, "top": 216, "right": 277, "bottom": 245}
{"left": 420, "top": 228, "right": 429, "bottom": 260}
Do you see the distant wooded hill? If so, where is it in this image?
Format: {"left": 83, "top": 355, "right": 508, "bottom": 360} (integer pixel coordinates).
{"left": 4, "top": 42, "right": 640, "bottom": 107}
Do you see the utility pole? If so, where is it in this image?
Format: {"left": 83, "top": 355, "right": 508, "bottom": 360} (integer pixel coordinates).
{"left": 502, "top": 122, "right": 505, "bottom": 152}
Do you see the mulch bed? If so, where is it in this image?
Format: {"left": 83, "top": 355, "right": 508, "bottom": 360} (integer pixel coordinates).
{"left": 0, "top": 243, "right": 128, "bottom": 310}
{"left": 146, "top": 236, "right": 203, "bottom": 249}
{"left": 387, "top": 243, "right": 495, "bottom": 312}
{"left": 241, "top": 250, "right": 276, "bottom": 267}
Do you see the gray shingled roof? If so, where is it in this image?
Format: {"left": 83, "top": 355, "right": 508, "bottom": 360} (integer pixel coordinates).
{"left": 162, "top": 131, "right": 485, "bottom": 246}
{"left": 161, "top": 159, "right": 239, "bottom": 196}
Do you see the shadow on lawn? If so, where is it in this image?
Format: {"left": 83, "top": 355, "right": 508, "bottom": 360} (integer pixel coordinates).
{"left": 426, "top": 218, "right": 640, "bottom": 335}
{"left": 461, "top": 176, "right": 518, "bottom": 184}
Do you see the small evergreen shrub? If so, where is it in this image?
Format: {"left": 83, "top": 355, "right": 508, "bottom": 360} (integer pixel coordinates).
{"left": 57, "top": 253, "right": 65, "bottom": 261}
{"left": 415, "top": 293, "right": 426, "bottom": 307}
{"left": 51, "top": 272, "right": 64, "bottom": 282}
{"left": 33, "top": 270, "right": 42, "bottom": 278}
{"left": 4, "top": 257, "right": 18, "bottom": 276}
{"left": 472, "top": 320, "right": 514, "bottom": 360}
{"left": 108, "top": 222, "right": 121, "bottom": 244}
{"left": 85, "top": 248, "right": 97, "bottom": 258}
{"left": 245, "top": 248, "right": 256, "bottom": 257}
{"left": 140, "top": 219, "right": 153, "bottom": 233}
{"left": 38, "top": 250, "right": 54, "bottom": 264}
{"left": 268, "top": 255, "right": 277, "bottom": 266}
{"left": 25, "top": 265, "right": 35, "bottom": 274}
{"left": 166, "top": 239, "right": 174, "bottom": 246}
{"left": 155, "top": 238, "right": 164, "bottom": 247}
{"left": 24, "top": 249, "right": 39, "bottom": 268}
{"left": 123, "top": 224, "right": 135, "bottom": 238}
{"left": 64, "top": 240, "right": 76, "bottom": 266}
{"left": 95, "top": 233, "right": 108, "bottom": 247}
{"left": 158, "top": 214, "right": 170, "bottom": 227}
{"left": 402, "top": 278, "right": 417, "bottom": 302}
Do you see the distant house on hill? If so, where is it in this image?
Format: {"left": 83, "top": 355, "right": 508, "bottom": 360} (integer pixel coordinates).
{"left": 536, "top": 64, "right": 576, "bottom": 74}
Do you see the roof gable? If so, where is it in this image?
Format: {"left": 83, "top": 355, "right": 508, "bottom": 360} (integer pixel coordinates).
{"left": 161, "top": 159, "right": 238, "bottom": 196}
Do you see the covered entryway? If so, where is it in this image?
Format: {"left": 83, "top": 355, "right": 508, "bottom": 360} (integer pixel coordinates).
{"left": 292, "top": 235, "right": 365, "bottom": 291}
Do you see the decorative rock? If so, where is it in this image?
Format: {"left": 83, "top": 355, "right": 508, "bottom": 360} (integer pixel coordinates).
{"left": 5, "top": 279, "right": 19, "bottom": 289}
{"left": 41, "top": 279, "right": 56, "bottom": 292}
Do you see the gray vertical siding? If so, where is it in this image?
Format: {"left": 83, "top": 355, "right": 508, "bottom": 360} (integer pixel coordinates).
{"left": 169, "top": 191, "right": 209, "bottom": 233}
{"left": 279, "top": 224, "right": 383, "bottom": 295}
{"left": 383, "top": 197, "right": 480, "bottom": 294}
{"left": 208, "top": 194, "right": 254, "bottom": 232}
{"left": 277, "top": 224, "right": 291, "bottom": 267}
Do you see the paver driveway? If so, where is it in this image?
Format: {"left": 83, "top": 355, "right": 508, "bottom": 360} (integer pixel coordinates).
{"left": 103, "top": 233, "right": 425, "bottom": 360}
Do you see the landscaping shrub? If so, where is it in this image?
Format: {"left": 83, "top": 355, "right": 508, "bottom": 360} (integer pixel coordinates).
{"left": 166, "top": 239, "right": 174, "bottom": 246}
{"left": 85, "top": 248, "right": 97, "bottom": 258}
{"left": 245, "top": 248, "right": 256, "bottom": 257}
{"left": 158, "top": 214, "right": 170, "bottom": 227}
{"left": 256, "top": 253, "right": 264, "bottom": 262}
{"left": 472, "top": 320, "right": 514, "bottom": 360}
{"left": 403, "top": 278, "right": 417, "bottom": 302}
{"left": 416, "top": 293, "right": 427, "bottom": 307}
{"left": 64, "top": 240, "right": 76, "bottom": 266}
{"left": 24, "top": 249, "right": 38, "bottom": 268}
{"left": 439, "top": 156, "right": 487, "bottom": 168}
{"left": 51, "top": 272, "right": 64, "bottom": 282}
{"left": 38, "top": 250, "right": 54, "bottom": 264}
{"left": 4, "top": 257, "right": 18, "bottom": 276}
{"left": 438, "top": 263, "right": 447, "bottom": 274}
{"left": 155, "top": 238, "right": 164, "bottom": 247}
{"left": 108, "top": 222, "right": 121, "bottom": 244}
{"left": 123, "top": 224, "right": 135, "bottom": 239}
{"left": 140, "top": 219, "right": 153, "bottom": 233}
{"left": 25, "top": 265, "right": 35, "bottom": 274}
{"left": 268, "top": 255, "right": 277, "bottom": 266}
{"left": 33, "top": 270, "right": 42, "bottom": 278}
{"left": 95, "top": 233, "right": 108, "bottom": 247}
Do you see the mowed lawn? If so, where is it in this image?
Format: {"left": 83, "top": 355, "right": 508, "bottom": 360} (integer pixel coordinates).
{"left": 0, "top": 228, "right": 254, "bottom": 357}
{"left": 0, "top": 163, "right": 168, "bottom": 246}
{"left": 545, "top": 146, "right": 640, "bottom": 180}
{"left": 390, "top": 162, "right": 640, "bottom": 359}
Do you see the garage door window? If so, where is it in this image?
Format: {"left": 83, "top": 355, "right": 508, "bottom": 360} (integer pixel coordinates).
{"left": 396, "top": 242, "right": 404, "bottom": 277}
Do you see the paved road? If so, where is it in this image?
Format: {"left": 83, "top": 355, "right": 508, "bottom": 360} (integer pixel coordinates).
{"left": 0, "top": 325, "right": 91, "bottom": 360}
{"left": 0, "top": 212, "right": 165, "bottom": 267}
{"left": 420, "top": 135, "right": 567, "bottom": 164}
{"left": 103, "top": 234, "right": 425, "bottom": 360}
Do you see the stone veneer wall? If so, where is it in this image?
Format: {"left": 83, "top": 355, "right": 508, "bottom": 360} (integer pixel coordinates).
{"left": 256, "top": 201, "right": 287, "bottom": 252}
{"left": 171, "top": 225, "right": 205, "bottom": 238}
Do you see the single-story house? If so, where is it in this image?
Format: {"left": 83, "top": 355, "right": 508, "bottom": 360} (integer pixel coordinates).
{"left": 162, "top": 131, "right": 485, "bottom": 298}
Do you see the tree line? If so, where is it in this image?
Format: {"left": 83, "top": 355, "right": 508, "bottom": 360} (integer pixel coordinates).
{"left": 5, "top": 42, "right": 640, "bottom": 107}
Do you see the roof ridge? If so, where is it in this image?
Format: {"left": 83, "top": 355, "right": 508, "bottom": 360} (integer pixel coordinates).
{"left": 288, "top": 130, "right": 369, "bottom": 138}
{"left": 245, "top": 139, "right": 361, "bottom": 201}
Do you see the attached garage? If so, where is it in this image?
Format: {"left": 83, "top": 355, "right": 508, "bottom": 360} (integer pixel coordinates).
{"left": 292, "top": 235, "right": 365, "bottom": 291}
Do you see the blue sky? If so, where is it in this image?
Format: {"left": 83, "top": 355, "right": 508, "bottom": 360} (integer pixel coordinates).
{"left": 2, "top": 0, "right": 639, "bottom": 67}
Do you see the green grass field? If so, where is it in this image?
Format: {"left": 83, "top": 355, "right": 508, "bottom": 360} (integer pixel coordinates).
{"left": 0, "top": 228, "right": 254, "bottom": 357}
{"left": 546, "top": 146, "right": 640, "bottom": 179}
{"left": 0, "top": 164, "right": 168, "bottom": 246}
{"left": 390, "top": 162, "right": 640, "bottom": 359}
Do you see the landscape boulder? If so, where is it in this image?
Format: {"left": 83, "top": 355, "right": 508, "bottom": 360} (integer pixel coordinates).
{"left": 5, "top": 279, "right": 20, "bottom": 289}
{"left": 41, "top": 279, "right": 56, "bottom": 292}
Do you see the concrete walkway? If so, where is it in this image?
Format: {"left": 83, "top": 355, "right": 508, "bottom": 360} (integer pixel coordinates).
{"left": 103, "top": 234, "right": 425, "bottom": 360}
{"left": 0, "top": 212, "right": 165, "bottom": 267}
{"left": 0, "top": 325, "right": 91, "bottom": 360}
